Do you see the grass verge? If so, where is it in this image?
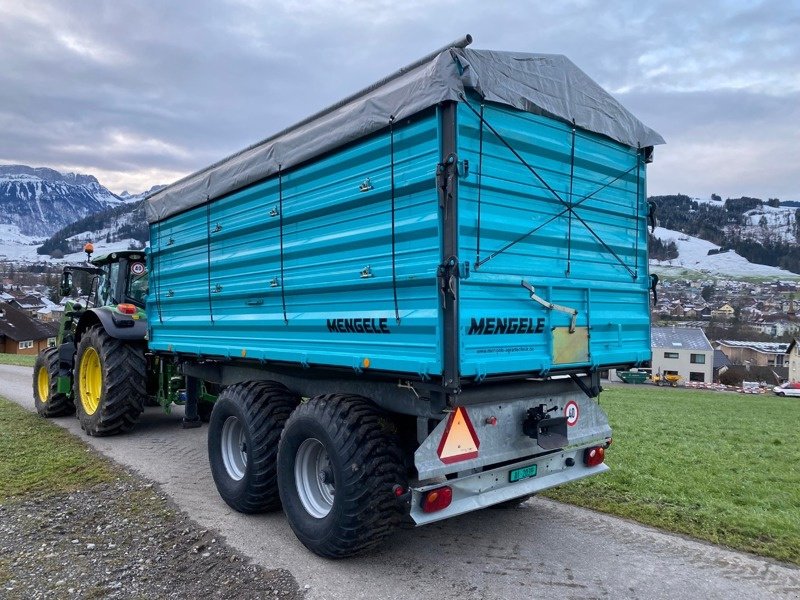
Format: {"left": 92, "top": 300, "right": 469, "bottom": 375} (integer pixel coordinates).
{"left": 543, "top": 386, "right": 800, "bottom": 565}
{"left": 0, "top": 353, "right": 36, "bottom": 367}
{"left": 0, "top": 396, "right": 117, "bottom": 499}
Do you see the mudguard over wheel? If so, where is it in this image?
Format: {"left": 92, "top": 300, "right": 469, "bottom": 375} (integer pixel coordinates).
{"left": 208, "top": 381, "right": 300, "bottom": 513}
{"left": 74, "top": 325, "right": 147, "bottom": 436}
{"left": 33, "top": 347, "right": 74, "bottom": 417}
{"left": 277, "top": 394, "right": 407, "bottom": 558}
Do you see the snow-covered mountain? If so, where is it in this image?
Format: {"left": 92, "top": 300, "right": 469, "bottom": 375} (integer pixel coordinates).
{"left": 0, "top": 165, "right": 140, "bottom": 237}
{"left": 650, "top": 226, "right": 798, "bottom": 278}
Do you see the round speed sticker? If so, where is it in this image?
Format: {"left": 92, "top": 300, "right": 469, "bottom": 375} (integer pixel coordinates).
{"left": 130, "top": 262, "right": 145, "bottom": 275}
{"left": 564, "top": 400, "right": 579, "bottom": 427}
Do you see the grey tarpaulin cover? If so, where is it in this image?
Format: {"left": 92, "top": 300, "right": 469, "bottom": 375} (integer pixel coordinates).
{"left": 146, "top": 46, "right": 664, "bottom": 223}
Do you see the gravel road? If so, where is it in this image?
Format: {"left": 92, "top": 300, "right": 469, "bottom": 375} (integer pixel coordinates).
{"left": 2, "top": 364, "right": 799, "bottom": 600}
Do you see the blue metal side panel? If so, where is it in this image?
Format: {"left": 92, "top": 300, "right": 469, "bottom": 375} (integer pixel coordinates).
{"left": 457, "top": 97, "right": 651, "bottom": 378}
{"left": 148, "top": 110, "right": 443, "bottom": 377}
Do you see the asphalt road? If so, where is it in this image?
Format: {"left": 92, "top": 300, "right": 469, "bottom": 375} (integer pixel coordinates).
{"left": 2, "top": 363, "right": 798, "bottom": 600}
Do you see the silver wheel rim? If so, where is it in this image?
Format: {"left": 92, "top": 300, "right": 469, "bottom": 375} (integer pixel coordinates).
{"left": 295, "top": 438, "right": 335, "bottom": 518}
{"left": 221, "top": 416, "right": 247, "bottom": 481}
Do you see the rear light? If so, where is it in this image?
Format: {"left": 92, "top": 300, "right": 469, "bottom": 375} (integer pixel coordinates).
{"left": 117, "top": 303, "right": 137, "bottom": 315}
{"left": 584, "top": 446, "right": 605, "bottom": 467}
{"left": 422, "top": 486, "right": 453, "bottom": 513}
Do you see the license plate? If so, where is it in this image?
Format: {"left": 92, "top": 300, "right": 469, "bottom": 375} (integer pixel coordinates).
{"left": 509, "top": 464, "right": 538, "bottom": 483}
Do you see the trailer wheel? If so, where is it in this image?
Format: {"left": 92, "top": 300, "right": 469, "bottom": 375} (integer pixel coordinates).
{"left": 208, "top": 381, "right": 299, "bottom": 513}
{"left": 33, "top": 348, "right": 74, "bottom": 417}
{"left": 277, "top": 395, "right": 407, "bottom": 558}
{"left": 74, "top": 325, "right": 147, "bottom": 436}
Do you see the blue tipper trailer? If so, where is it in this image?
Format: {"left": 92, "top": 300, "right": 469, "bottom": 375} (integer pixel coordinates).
{"left": 145, "top": 35, "right": 663, "bottom": 558}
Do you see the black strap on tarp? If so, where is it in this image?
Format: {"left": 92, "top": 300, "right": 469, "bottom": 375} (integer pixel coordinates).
{"left": 155, "top": 220, "right": 163, "bottom": 324}
{"left": 278, "top": 165, "right": 288, "bottom": 324}
{"left": 566, "top": 123, "right": 576, "bottom": 276}
{"left": 460, "top": 94, "right": 638, "bottom": 279}
{"left": 475, "top": 103, "right": 485, "bottom": 267}
{"left": 389, "top": 116, "right": 401, "bottom": 324}
{"left": 634, "top": 148, "right": 642, "bottom": 276}
{"left": 205, "top": 199, "right": 214, "bottom": 323}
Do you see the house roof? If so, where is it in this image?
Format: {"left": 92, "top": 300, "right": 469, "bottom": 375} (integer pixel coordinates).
{"left": 716, "top": 340, "right": 790, "bottom": 354}
{"left": 651, "top": 326, "right": 713, "bottom": 351}
{"left": 0, "top": 302, "right": 57, "bottom": 342}
{"left": 714, "top": 349, "right": 732, "bottom": 369}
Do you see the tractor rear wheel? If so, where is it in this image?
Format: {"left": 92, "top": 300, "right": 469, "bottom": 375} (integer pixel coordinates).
{"left": 74, "top": 325, "right": 147, "bottom": 436}
{"left": 33, "top": 347, "right": 74, "bottom": 417}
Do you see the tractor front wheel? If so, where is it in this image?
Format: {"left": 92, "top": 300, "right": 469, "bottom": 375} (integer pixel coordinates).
{"left": 33, "top": 347, "right": 74, "bottom": 417}
{"left": 74, "top": 325, "right": 147, "bottom": 436}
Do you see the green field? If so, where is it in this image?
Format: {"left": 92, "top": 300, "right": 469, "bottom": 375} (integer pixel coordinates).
{"left": 0, "top": 396, "right": 117, "bottom": 499}
{"left": 544, "top": 386, "right": 800, "bottom": 565}
{"left": 0, "top": 353, "right": 37, "bottom": 367}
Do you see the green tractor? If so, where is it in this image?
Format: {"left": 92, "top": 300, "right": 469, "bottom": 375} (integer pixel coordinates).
{"left": 32, "top": 244, "right": 191, "bottom": 436}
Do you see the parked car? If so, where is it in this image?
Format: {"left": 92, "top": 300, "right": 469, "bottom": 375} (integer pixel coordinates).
{"left": 773, "top": 382, "right": 800, "bottom": 397}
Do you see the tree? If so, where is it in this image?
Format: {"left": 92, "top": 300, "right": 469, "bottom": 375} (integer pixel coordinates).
{"left": 759, "top": 215, "right": 768, "bottom": 229}
{"left": 711, "top": 193, "right": 722, "bottom": 202}
{"left": 701, "top": 285, "right": 715, "bottom": 302}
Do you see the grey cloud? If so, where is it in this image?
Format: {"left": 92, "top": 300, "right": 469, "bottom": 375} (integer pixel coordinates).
{"left": 0, "top": 0, "right": 798, "bottom": 198}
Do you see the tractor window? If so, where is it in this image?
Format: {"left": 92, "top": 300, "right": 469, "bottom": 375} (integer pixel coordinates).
{"left": 106, "top": 263, "right": 120, "bottom": 305}
{"left": 95, "top": 267, "right": 112, "bottom": 307}
{"left": 127, "top": 261, "right": 148, "bottom": 306}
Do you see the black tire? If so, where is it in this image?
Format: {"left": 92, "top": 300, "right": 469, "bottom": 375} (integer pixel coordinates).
{"left": 277, "top": 395, "right": 407, "bottom": 558}
{"left": 33, "top": 348, "right": 74, "bottom": 417}
{"left": 74, "top": 325, "right": 147, "bottom": 436}
{"left": 208, "top": 381, "right": 299, "bottom": 513}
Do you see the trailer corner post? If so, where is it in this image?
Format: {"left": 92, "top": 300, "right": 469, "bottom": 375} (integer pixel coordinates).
{"left": 439, "top": 101, "right": 460, "bottom": 395}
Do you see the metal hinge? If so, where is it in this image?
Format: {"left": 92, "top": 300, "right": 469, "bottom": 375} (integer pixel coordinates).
{"left": 436, "top": 153, "right": 457, "bottom": 209}
{"left": 437, "top": 257, "right": 469, "bottom": 308}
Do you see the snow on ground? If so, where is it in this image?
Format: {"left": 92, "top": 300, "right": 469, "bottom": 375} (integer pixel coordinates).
{"left": 0, "top": 223, "right": 141, "bottom": 266}
{"left": 651, "top": 226, "right": 798, "bottom": 278}
{"left": 0, "top": 224, "right": 47, "bottom": 262}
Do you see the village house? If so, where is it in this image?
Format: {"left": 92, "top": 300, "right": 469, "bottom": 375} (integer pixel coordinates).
{"left": 711, "top": 303, "right": 735, "bottom": 319}
{"left": 715, "top": 340, "right": 789, "bottom": 368}
{"left": 651, "top": 326, "right": 714, "bottom": 383}
{"left": 0, "top": 303, "right": 58, "bottom": 355}
{"left": 783, "top": 340, "right": 800, "bottom": 382}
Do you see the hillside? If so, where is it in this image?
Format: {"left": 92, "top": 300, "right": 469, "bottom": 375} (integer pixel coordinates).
{"left": 650, "top": 226, "right": 797, "bottom": 278}
{"left": 650, "top": 194, "right": 800, "bottom": 275}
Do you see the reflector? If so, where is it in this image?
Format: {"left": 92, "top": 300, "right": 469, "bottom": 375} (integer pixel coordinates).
{"left": 437, "top": 407, "right": 480, "bottom": 464}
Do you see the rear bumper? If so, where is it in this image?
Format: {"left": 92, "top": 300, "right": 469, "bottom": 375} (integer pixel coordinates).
{"left": 409, "top": 445, "right": 608, "bottom": 526}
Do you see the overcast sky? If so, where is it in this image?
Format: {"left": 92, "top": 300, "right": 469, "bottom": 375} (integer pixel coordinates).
{"left": 0, "top": 0, "right": 798, "bottom": 200}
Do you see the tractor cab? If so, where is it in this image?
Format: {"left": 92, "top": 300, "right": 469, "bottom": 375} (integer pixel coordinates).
{"left": 87, "top": 251, "right": 148, "bottom": 309}
{"left": 60, "top": 247, "right": 148, "bottom": 310}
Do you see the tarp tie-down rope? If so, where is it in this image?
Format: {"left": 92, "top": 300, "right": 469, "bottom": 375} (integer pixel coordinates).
{"left": 460, "top": 94, "right": 638, "bottom": 278}
{"left": 155, "top": 220, "right": 163, "bottom": 324}
{"left": 475, "top": 103, "right": 485, "bottom": 267}
{"left": 278, "top": 165, "right": 288, "bottom": 324}
{"left": 205, "top": 199, "right": 215, "bottom": 324}
{"left": 389, "top": 116, "right": 401, "bottom": 324}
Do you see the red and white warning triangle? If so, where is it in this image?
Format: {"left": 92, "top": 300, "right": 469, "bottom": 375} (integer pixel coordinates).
{"left": 437, "top": 406, "right": 480, "bottom": 464}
